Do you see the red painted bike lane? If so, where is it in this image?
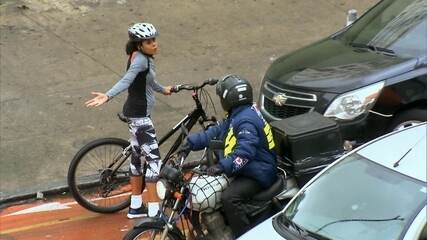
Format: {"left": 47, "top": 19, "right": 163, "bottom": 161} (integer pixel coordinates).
{"left": 0, "top": 185, "right": 159, "bottom": 240}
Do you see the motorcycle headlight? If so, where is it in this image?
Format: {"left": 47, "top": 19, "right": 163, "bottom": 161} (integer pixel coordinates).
{"left": 156, "top": 179, "right": 168, "bottom": 200}
{"left": 324, "top": 82, "right": 384, "bottom": 120}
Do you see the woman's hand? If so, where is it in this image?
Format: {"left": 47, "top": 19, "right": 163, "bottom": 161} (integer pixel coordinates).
{"left": 163, "top": 86, "right": 173, "bottom": 95}
{"left": 85, "top": 92, "right": 109, "bottom": 107}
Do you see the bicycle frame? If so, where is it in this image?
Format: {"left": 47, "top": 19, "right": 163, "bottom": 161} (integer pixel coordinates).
{"left": 159, "top": 93, "right": 212, "bottom": 167}
{"left": 108, "top": 89, "right": 215, "bottom": 175}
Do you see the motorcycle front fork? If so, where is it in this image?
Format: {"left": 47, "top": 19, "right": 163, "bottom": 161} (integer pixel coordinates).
{"left": 160, "top": 187, "right": 185, "bottom": 240}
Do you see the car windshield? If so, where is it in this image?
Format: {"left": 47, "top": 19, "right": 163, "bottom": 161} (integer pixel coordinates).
{"left": 275, "top": 154, "right": 426, "bottom": 240}
{"left": 337, "top": 0, "right": 427, "bottom": 58}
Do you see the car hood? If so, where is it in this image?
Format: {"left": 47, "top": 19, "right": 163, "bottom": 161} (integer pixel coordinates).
{"left": 239, "top": 215, "right": 284, "bottom": 240}
{"left": 265, "top": 39, "right": 418, "bottom": 94}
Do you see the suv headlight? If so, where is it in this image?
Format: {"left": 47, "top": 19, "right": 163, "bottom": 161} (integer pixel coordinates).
{"left": 324, "top": 81, "right": 384, "bottom": 120}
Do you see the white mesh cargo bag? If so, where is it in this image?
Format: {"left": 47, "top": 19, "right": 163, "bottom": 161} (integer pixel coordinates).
{"left": 188, "top": 174, "right": 229, "bottom": 212}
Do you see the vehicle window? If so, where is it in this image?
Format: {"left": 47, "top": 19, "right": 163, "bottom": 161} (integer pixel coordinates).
{"left": 338, "top": 0, "right": 427, "bottom": 58}
{"left": 276, "top": 154, "right": 426, "bottom": 240}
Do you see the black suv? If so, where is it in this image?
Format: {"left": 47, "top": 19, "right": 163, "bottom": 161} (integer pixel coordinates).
{"left": 260, "top": 0, "right": 427, "bottom": 143}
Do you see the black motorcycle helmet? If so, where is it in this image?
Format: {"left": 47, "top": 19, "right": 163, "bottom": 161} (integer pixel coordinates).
{"left": 216, "top": 75, "right": 253, "bottom": 112}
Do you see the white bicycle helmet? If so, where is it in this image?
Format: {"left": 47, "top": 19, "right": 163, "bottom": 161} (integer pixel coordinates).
{"left": 128, "top": 22, "right": 158, "bottom": 41}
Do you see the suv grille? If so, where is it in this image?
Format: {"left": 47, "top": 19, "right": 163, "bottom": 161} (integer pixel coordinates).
{"left": 264, "top": 97, "right": 310, "bottom": 118}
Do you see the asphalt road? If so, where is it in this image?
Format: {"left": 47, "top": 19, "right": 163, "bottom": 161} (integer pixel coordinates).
{"left": 0, "top": 0, "right": 378, "bottom": 200}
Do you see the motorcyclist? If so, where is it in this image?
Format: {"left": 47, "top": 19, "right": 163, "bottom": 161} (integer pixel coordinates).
{"left": 180, "top": 74, "right": 277, "bottom": 238}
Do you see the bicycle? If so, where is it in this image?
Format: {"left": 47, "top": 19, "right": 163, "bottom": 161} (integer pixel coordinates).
{"left": 67, "top": 78, "right": 219, "bottom": 213}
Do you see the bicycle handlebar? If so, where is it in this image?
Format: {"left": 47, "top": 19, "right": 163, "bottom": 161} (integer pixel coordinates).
{"left": 171, "top": 78, "right": 219, "bottom": 93}
{"left": 180, "top": 157, "right": 209, "bottom": 170}
{"left": 181, "top": 160, "right": 200, "bottom": 170}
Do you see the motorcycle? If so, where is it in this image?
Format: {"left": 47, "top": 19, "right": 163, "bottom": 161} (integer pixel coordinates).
{"left": 124, "top": 112, "right": 350, "bottom": 240}
{"left": 123, "top": 143, "right": 300, "bottom": 240}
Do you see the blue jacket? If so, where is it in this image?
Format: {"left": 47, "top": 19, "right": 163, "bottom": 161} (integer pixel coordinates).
{"left": 187, "top": 104, "right": 277, "bottom": 188}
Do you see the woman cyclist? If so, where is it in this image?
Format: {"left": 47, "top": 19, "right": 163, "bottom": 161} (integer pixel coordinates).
{"left": 85, "top": 22, "right": 172, "bottom": 219}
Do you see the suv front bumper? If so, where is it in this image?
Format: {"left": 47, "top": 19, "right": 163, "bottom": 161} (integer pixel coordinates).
{"left": 260, "top": 95, "right": 391, "bottom": 143}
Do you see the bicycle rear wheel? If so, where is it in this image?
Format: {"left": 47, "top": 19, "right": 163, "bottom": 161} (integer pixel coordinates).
{"left": 67, "top": 138, "right": 131, "bottom": 213}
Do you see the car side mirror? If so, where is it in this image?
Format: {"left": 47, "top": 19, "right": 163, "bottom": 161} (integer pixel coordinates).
{"left": 346, "top": 9, "right": 358, "bottom": 26}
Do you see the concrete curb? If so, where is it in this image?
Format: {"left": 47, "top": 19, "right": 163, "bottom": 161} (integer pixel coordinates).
{"left": 0, "top": 185, "right": 69, "bottom": 208}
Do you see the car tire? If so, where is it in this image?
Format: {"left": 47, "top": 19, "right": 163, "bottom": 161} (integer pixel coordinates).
{"left": 388, "top": 108, "right": 427, "bottom": 132}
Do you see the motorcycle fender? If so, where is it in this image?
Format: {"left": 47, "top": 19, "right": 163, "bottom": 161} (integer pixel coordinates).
{"left": 133, "top": 217, "right": 164, "bottom": 228}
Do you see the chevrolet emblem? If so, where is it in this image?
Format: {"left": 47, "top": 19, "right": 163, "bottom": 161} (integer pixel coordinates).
{"left": 272, "top": 93, "right": 288, "bottom": 106}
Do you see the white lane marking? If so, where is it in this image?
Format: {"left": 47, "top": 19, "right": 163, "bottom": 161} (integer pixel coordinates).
{"left": 3, "top": 189, "right": 146, "bottom": 217}
{"left": 4, "top": 202, "right": 71, "bottom": 216}
{"left": 62, "top": 191, "right": 133, "bottom": 206}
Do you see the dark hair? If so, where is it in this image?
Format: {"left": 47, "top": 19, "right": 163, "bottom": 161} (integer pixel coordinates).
{"left": 125, "top": 40, "right": 141, "bottom": 55}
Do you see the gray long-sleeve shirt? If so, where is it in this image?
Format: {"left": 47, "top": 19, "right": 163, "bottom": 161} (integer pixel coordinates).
{"left": 106, "top": 52, "right": 165, "bottom": 116}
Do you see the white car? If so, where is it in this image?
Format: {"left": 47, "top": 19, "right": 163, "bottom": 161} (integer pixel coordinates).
{"left": 240, "top": 122, "right": 427, "bottom": 240}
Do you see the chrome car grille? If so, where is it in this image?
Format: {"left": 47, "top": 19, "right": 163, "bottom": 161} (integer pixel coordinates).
{"left": 261, "top": 82, "right": 317, "bottom": 119}
{"left": 264, "top": 97, "right": 311, "bottom": 118}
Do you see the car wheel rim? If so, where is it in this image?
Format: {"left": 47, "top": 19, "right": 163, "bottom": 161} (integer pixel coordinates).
{"left": 393, "top": 120, "right": 422, "bottom": 131}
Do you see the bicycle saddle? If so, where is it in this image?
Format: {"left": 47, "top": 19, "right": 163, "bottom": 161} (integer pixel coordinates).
{"left": 117, "top": 113, "right": 130, "bottom": 123}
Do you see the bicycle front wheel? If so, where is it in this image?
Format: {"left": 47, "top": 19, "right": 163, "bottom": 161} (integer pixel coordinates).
{"left": 68, "top": 138, "right": 131, "bottom": 213}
